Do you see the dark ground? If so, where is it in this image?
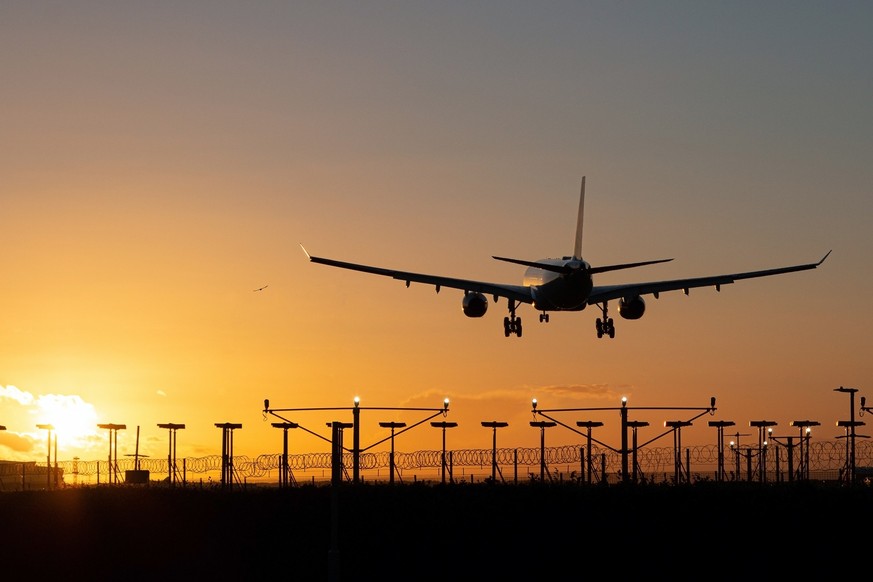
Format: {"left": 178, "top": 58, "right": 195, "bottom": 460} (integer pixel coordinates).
{"left": 1, "top": 481, "right": 870, "bottom": 580}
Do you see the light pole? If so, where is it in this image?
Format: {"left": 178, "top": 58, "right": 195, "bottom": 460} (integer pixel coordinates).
{"left": 36, "top": 424, "right": 54, "bottom": 490}
{"left": 430, "top": 420, "right": 458, "bottom": 484}
{"left": 352, "top": 397, "right": 360, "bottom": 483}
{"left": 626, "top": 420, "right": 649, "bottom": 484}
{"left": 708, "top": 420, "right": 735, "bottom": 482}
{"left": 664, "top": 420, "right": 692, "bottom": 484}
{"left": 271, "top": 422, "right": 298, "bottom": 488}
{"left": 214, "top": 423, "right": 242, "bottom": 490}
{"left": 749, "top": 420, "right": 777, "bottom": 483}
{"left": 530, "top": 420, "right": 557, "bottom": 481}
{"left": 789, "top": 420, "right": 819, "bottom": 481}
{"left": 835, "top": 386, "right": 862, "bottom": 484}
{"left": 157, "top": 423, "right": 185, "bottom": 487}
{"left": 97, "top": 423, "right": 126, "bottom": 484}
{"left": 620, "top": 397, "right": 629, "bottom": 483}
{"left": 481, "top": 421, "right": 508, "bottom": 482}
{"left": 378, "top": 421, "right": 407, "bottom": 484}
{"left": 575, "top": 420, "right": 604, "bottom": 485}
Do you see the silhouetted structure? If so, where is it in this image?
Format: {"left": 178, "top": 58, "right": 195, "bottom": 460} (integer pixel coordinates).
{"left": 430, "top": 420, "right": 457, "bottom": 484}
{"left": 271, "top": 421, "right": 298, "bottom": 488}
{"left": 378, "top": 421, "right": 406, "bottom": 484}
{"left": 708, "top": 420, "right": 735, "bottom": 482}
{"left": 157, "top": 423, "right": 185, "bottom": 486}
{"left": 576, "top": 420, "right": 604, "bottom": 484}
{"left": 665, "top": 420, "right": 693, "bottom": 484}
{"left": 214, "top": 423, "right": 242, "bottom": 490}
{"left": 97, "top": 423, "right": 126, "bottom": 484}
{"left": 626, "top": 420, "right": 649, "bottom": 483}
{"left": 35, "top": 424, "right": 55, "bottom": 490}
{"left": 481, "top": 421, "right": 508, "bottom": 482}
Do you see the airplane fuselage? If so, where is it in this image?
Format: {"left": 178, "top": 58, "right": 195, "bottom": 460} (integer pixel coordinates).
{"left": 524, "top": 258, "right": 593, "bottom": 312}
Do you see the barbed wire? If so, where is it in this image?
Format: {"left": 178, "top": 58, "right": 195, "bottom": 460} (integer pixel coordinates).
{"left": 19, "top": 439, "right": 872, "bottom": 482}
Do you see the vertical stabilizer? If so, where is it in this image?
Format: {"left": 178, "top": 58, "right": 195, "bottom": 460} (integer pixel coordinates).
{"left": 573, "top": 177, "right": 585, "bottom": 259}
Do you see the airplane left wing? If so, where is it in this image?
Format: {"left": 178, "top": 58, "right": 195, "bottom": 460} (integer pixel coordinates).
{"left": 588, "top": 251, "right": 831, "bottom": 304}
{"left": 304, "top": 250, "right": 535, "bottom": 305}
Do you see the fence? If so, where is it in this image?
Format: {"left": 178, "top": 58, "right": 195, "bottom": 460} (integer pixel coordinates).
{"left": 2, "top": 437, "right": 871, "bottom": 491}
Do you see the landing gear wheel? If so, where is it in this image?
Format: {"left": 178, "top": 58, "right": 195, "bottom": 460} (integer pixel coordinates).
{"left": 595, "top": 303, "right": 615, "bottom": 339}
{"left": 503, "top": 299, "right": 522, "bottom": 338}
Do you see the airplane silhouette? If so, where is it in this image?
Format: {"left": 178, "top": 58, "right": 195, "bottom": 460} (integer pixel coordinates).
{"left": 303, "top": 177, "right": 830, "bottom": 338}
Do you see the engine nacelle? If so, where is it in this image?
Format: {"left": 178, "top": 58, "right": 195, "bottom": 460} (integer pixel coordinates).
{"left": 618, "top": 295, "right": 646, "bottom": 320}
{"left": 462, "top": 292, "right": 488, "bottom": 318}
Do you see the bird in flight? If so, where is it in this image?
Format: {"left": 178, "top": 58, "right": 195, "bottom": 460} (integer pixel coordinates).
{"left": 253, "top": 285, "right": 269, "bottom": 292}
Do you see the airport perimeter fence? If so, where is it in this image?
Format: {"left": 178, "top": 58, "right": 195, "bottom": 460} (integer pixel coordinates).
{"left": 2, "top": 438, "right": 871, "bottom": 491}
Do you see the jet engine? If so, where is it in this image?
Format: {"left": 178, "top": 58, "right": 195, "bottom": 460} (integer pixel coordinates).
{"left": 618, "top": 295, "right": 646, "bottom": 320}
{"left": 462, "top": 292, "right": 488, "bottom": 318}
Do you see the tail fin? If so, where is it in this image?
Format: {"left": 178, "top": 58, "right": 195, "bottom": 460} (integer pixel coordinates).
{"left": 573, "top": 177, "right": 585, "bottom": 259}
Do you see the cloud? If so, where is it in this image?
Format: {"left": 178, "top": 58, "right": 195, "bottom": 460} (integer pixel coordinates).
{"left": 0, "top": 430, "right": 34, "bottom": 453}
{"left": 157, "top": 390, "right": 167, "bottom": 397}
{"left": 532, "top": 383, "right": 630, "bottom": 401}
{"left": 0, "top": 385, "right": 35, "bottom": 406}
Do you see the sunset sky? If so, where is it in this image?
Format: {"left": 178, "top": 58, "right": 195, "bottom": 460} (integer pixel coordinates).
{"left": 2, "top": 2, "right": 872, "bottom": 468}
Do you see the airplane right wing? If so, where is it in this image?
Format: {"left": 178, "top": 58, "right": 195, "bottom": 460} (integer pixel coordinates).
{"left": 587, "top": 251, "right": 831, "bottom": 304}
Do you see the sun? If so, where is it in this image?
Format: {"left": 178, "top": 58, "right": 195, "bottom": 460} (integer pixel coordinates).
{"left": 35, "top": 394, "right": 100, "bottom": 443}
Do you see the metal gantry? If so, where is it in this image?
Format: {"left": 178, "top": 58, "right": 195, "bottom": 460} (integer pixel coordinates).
{"left": 215, "top": 423, "right": 242, "bottom": 490}
{"left": 532, "top": 395, "right": 716, "bottom": 484}
{"left": 271, "top": 421, "right": 298, "bottom": 488}
{"left": 35, "top": 423, "right": 55, "bottom": 490}
{"left": 157, "top": 423, "right": 186, "bottom": 486}
{"left": 263, "top": 396, "right": 452, "bottom": 485}
{"left": 575, "top": 420, "right": 604, "bottom": 484}
{"left": 530, "top": 420, "right": 557, "bottom": 481}
{"left": 835, "top": 386, "right": 865, "bottom": 484}
{"left": 481, "top": 421, "right": 509, "bottom": 482}
{"left": 765, "top": 420, "right": 821, "bottom": 482}
{"left": 379, "top": 421, "right": 407, "bottom": 484}
{"left": 430, "top": 420, "right": 458, "bottom": 484}
{"left": 749, "top": 420, "right": 777, "bottom": 483}
{"left": 708, "top": 420, "right": 736, "bottom": 482}
{"left": 626, "top": 420, "right": 649, "bottom": 483}
{"left": 97, "top": 423, "right": 126, "bottom": 484}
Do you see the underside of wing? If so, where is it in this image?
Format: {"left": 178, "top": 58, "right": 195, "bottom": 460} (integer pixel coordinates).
{"left": 588, "top": 251, "right": 831, "bottom": 304}
{"left": 306, "top": 254, "right": 535, "bottom": 305}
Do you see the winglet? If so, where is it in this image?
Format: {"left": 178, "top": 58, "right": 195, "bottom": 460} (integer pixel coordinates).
{"left": 299, "top": 243, "right": 311, "bottom": 260}
{"left": 817, "top": 250, "right": 832, "bottom": 266}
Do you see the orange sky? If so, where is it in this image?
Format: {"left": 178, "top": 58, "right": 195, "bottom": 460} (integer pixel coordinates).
{"left": 2, "top": 3, "right": 872, "bottom": 467}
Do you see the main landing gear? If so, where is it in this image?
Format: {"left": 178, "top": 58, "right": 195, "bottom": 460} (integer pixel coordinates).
{"left": 503, "top": 299, "right": 522, "bottom": 337}
{"left": 596, "top": 302, "right": 615, "bottom": 339}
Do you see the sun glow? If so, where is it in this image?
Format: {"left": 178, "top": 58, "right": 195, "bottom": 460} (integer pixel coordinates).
{"left": 34, "top": 394, "right": 100, "bottom": 444}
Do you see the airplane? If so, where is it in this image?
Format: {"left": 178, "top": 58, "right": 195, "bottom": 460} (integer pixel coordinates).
{"left": 302, "top": 177, "right": 830, "bottom": 338}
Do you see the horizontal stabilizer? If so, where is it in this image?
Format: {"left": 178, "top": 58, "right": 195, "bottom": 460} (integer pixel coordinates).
{"left": 588, "top": 258, "right": 673, "bottom": 275}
